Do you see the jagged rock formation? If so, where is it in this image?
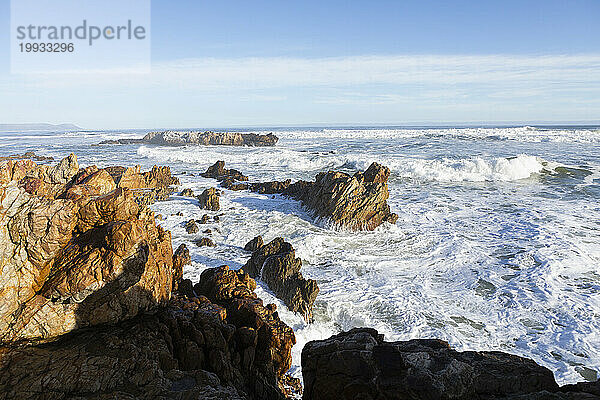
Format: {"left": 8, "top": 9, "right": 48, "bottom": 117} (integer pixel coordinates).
{"left": 0, "top": 155, "right": 174, "bottom": 345}
{"left": 202, "top": 161, "right": 248, "bottom": 182}
{"left": 99, "top": 131, "right": 279, "bottom": 147}
{"left": 106, "top": 164, "right": 180, "bottom": 206}
{"left": 244, "top": 237, "right": 319, "bottom": 322}
{"left": 244, "top": 236, "right": 264, "bottom": 252}
{"left": 201, "top": 161, "right": 251, "bottom": 191}
{"left": 0, "top": 266, "right": 298, "bottom": 399}
{"left": 195, "top": 237, "right": 216, "bottom": 247}
{"left": 181, "top": 187, "right": 194, "bottom": 197}
{"left": 283, "top": 162, "right": 398, "bottom": 231}
{"left": 251, "top": 179, "right": 291, "bottom": 194}
{"left": 172, "top": 243, "right": 191, "bottom": 290}
{"left": 198, "top": 187, "right": 220, "bottom": 211}
{"left": 302, "top": 328, "right": 600, "bottom": 400}
{"left": 185, "top": 219, "right": 199, "bottom": 233}
{"left": 0, "top": 155, "right": 297, "bottom": 399}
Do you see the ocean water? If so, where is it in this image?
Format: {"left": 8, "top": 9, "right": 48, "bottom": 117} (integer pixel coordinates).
{"left": 2, "top": 125, "right": 600, "bottom": 385}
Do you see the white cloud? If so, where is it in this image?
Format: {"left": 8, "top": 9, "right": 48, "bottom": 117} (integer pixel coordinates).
{"left": 3, "top": 54, "right": 599, "bottom": 91}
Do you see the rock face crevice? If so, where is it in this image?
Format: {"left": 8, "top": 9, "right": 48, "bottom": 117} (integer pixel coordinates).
{"left": 244, "top": 237, "right": 319, "bottom": 322}
{"left": 302, "top": 328, "right": 600, "bottom": 400}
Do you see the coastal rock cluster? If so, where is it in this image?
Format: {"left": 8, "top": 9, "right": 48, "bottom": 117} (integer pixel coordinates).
{"left": 302, "top": 328, "right": 600, "bottom": 400}
{"left": 98, "top": 131, "right": 279, "bottom": 147}
{"left": 244, "top": 237, "right": 319, "bottom": 322}
{"left": 0, "top": 154, "right": 298, "bottom": 399}
{"left": 202, "top": 161, "right": 397, "bottom": 231}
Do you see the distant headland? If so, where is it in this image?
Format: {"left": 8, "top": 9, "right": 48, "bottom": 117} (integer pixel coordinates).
{"left": 0, "top": 123, "right": 81, "bottom": 132}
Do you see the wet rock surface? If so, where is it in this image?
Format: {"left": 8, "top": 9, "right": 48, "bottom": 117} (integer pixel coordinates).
{"left": 99, "top": 131, "right": 279, "bottom": 147}
{"left": 244, "top": 236, "right": 264, "bottom": 252}
{"left": 197, "top": 187, "right": 220, "bottom": 211}
{"left": 302, "top": 328, "right": 599, "bottom": 400}
{"left": 284, "top": 162, "right": 398, "bottom": 231}
{"left": 244, "top": 237, "right": 319, "bottom": 321}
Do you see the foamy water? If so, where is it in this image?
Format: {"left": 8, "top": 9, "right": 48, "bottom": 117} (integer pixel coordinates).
{"left": 3, "top": 126, "right": 599, "bottom": 385}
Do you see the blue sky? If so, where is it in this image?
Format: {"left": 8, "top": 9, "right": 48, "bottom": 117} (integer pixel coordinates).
{"left": 0, "top": 0, "right": 599, "bottom": 129}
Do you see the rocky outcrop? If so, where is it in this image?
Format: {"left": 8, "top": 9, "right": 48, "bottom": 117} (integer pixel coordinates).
{"left": 172, "top": 243, "right": 191, "bottom": 290}
{"left": 180, "top": 187, "right": 194, "bottom": 197}
{"left": 244, "top": 236, "right": 264, "bottom": 252}
{"left": 198, "top": 187, "right": 220, "bottom": 211}
{"left": 0, "top": 156, "right": 174, "bottom": 345}
{"left": 0, "top": 265, "right": 298, "bottom": 400}
{"left": 251, "top": 179, "right": 291, "bottom": 194}
{"left": 0, "top": 155, "right": 297, "bottom": 399}
{"left": 284, "top": 162, "right": 398, "bottom": 231}
{"left": 193, "top": 266, "right": 296, "bottom": 387}
{"left": 244, "top": 237, "right": 319, "bottom": 322}
{"left": 185, "top": 219, "right": 199, "bottom": 234}
{"left": 99, "top": 131, "right": 279, "bottom": 147}
{"left": 202, "top": 161, "right": 248, "bottom": 182}
{"left": 302, "top": 328, "right": 599, "bottom": 400}
{"left": 0, "top": 151, "right": 54, "bottom": 162}
{"left": 195, "top": 237, "right": 216, "bottom": 247}
{"left": 201, "top": 161, "right": 251, "bottom": 191}
{"left": 106, "top": 164, "right": 180, "bottom": 206}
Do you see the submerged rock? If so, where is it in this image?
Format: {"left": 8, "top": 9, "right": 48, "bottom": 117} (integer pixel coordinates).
{"left": 244, "top": 237, "right": 319, "bottom": 322}
{"left": 284, "top": 162, "right": 398, "bottom": 231}
{"left": 197, "top": 187, "right": 220, "bottom": 211}
{"left": 302, "top": 328, "right": 600, "bottom": 400}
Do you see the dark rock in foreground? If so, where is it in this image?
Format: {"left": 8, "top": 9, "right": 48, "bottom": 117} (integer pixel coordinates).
{"left": 244, "top": 237, "right": 319, "bottom": 322}
{"left": 284, "top": 162, "right": 398, "bottom": 231}
{"left": 98, "top": 131, "right": 279, "bottom": 147}
{"left": 0, "top": 265, "right": 298, "bottom": 400}
{"left": 302, "top": 328, "right": 600, "bottom": 400}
